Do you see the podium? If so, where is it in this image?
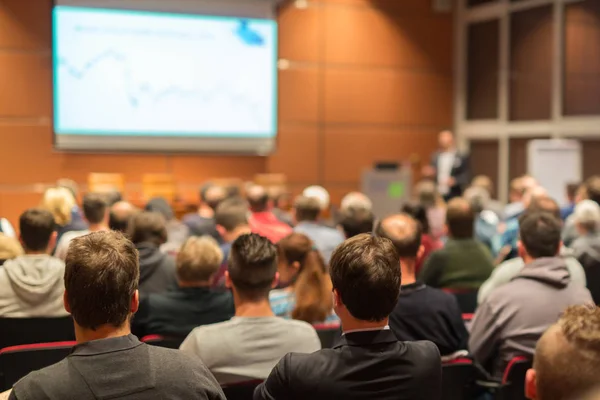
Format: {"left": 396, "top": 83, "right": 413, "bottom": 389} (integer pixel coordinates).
{"left": 361, "top": 163, "right": 412, "bottom": 219}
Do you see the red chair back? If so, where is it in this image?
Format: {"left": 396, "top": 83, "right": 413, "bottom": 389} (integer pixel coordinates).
{"left": 140, "top": 334, "right": 184, "bottom": 349}
{"left": 501, "top": 356, "right": 532, "bottom": 400}
{"left": 222, "top": 379, "right": 263, "bottom": 400}
{"left": 0, "top": 341, "right": 76, "bottom": 391}
{"left": 313, "top": 321, "right": 341, "bottom": 349}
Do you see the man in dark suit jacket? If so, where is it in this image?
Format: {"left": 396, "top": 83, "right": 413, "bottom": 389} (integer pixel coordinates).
{"left": 253, "top": 234, "right": 442, "bottom": 400}
{"left": 427, "top": 130, "right": 470, "bottom": 201}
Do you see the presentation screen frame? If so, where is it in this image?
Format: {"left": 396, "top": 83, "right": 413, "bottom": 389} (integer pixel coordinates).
{"left": 51, "top": 4, "right": 278, "bottom": 155}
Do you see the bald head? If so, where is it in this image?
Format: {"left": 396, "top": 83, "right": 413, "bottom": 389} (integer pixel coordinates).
{"left": 375, "top": 213, "right": 422, "bottom": 259}
{"left": 204, "top": 185, "right": 227, "bottom": 210}
{"left": 109, "top": 201, "right": 137, "bottom": 233}
{"left": 246, "top": 185, "right": 269, "bottom": 212}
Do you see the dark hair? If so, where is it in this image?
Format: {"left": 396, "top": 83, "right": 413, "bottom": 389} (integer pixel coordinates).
{"left": 82, "top": 193, "right": 108, "bottom": 224}
{"left": 566, "top": 182, "right": 580, "bottom": 201}
{"left": 446, "top": 198, "right": 474, "bottom": 239}
{"left": 401, "top": 202, "right": 430, "bottom": 234}
{"left": 103, "top": 190, "right": 123, "bottom": 207}
{"left": 228, "top": 233, "right": 278, "bottom": 300}
{"left": 127, "top": 212, "right": 167, "bottom": 246}
{"left": 527, "top": 196, "right": 561, "bottom": 219}
{"left": 339, "top": 208, "right": 375, "bottom": 238}
{"left": 199, "top": 183, "right": 213, "bottom": 203}
{"left": 519, "top": 211, "right": 562, "bottom": 258}
{"left": 215, "top": 198, "right": 249, "bottom": 232}
{"left": 329, "top": 234, "right": 400, "bottom": 321}
{"left": 278, "top": 233, "right": 332, "bottom": 323}
{"left": 65, "top": 231, "right": 139, "bottom": 330}
{"left": 585, "top": 176, "right": 600, "bottom": 205}
{"left": 375, "top": 214, "right": 422, "bottom": 258}
{"left": 247, "top": 188, "right": 269, "bottom": 213}
{"left": 109, "top": 212, "right": 129, "bottom": 233}
{"left": 145, "top": 197, "right": 174, "bottom": 221}
{"left": 294, "top": 196, "right": 321, "bottom": 222}
{"left": 19, "top": 208, "right": 55, "bottom": 252}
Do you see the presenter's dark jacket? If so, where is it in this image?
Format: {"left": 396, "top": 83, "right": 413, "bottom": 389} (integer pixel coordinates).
{"left": 430, "top": 151, "right": 470, "bottom": 199}
{"left": 253, "top": 329, "right": 441, "bottom": 400}
{"left": 10, "top": 334, "right": 226, "bottom": 400}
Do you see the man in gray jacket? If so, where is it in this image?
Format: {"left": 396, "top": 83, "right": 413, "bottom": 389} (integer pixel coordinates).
{"left": 469, "top": 211, "right": 592, "bottom": 379}
{"left": 0, "top": 209, "right": 68, "bottom": 317}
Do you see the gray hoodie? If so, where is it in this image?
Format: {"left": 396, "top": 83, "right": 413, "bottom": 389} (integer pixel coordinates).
{"left": 571, "top": 233, "right": 600, "bottom": 304}
{"left": 469, "top": 257, "right": 592, "bottom": 378}
{"left": 0, "top": 254, "right": 68, "bottom": 317}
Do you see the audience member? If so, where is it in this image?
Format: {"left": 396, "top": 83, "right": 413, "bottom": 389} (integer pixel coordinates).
{"left": 109, "top": 201, "right": 137, "bottom": 233}
{"left": 415, "top": 179, "right": 446, "bottom": 239}
{"left": 128, "top": 211, "right": 177, "bottom": 295}
{"left": 55, "top": 193, "right": 109, "bottom": 260}
{"left": 0, "top": 209, "right": 67, "bottom": 317}
{"left": 471, "top": 175, "right": 504, "bottom": 218}
{"left": 145, "top": 197, "right": 190, "bottom": 254}
{"left": 56, "top": 178, "right": 89, "bottom": 238}
{"left": 132, "top": 236, "right": 234, "bottom": 338}
{"left": 570, "top": 200, "right": 600, "bottom": 304}
{"left": 2, "top": 231, "right": 225, "bottom": 400}
{"left": 293, "top": 196, "right": 344, "bottom": 264}
{"left": 464, "top": 185, "right": 499, "bottom": 251}
{"left": 254, "top": 234, "right": 442, "bottom": 400}
{"left": 427, "top": 130, "right": 470, "bottom": 201}
{"left": 0, "top": 234, "right": 23, "bottom": 266}
{"left": 419, "top": 198, "right": 494, "bottom": 289}
{"left": 338, "top": 206, "right": 375, "bottom": 239}
{"left": 340, "top": 191, "right": 373, "bottom": 213}
{"left": 503, "top": 175, "right": 538, "bottom": 221}
{"left": 270, "top": 233, "right": 337, "bottom": 323}
{"left": 469, "top": 211, "right": 592, "bottom": 378}
{"left": 525, "top": 305, "right": 600, "bottom": 400}
{"left": 401, "top": 202, "right": 443, "bottom": 275}
{"left": 563, "top": 176, "right": 600, "bottom": 247}
{"left": 103, "top": 190, "right": 123, "bottom": 207}
{"left": 212, "top": 197, "right": 252, "bottom": 287}
{"left": 42, "top": 186, "right": 83, "bottom": 245}
{"left": 247, "top": 184, "right": 292, "bottom": 243}
{"left": 376, "top": 214, "right": 468, "bottom": 357}
{"left": 270, "top": 186, "right": 294, "bottom": 227}
{"left": 561, "top": 182, "right": 580, "bottom": 220}
{"left": 302, "top": 185, "right": 330, "bottom": 213}
{"left": 478, "top": 196, "right": 587, "bottom": 304}
{"left": 180, "top": 233, "right": 320, "bottom": 385}
{"left": 183, "top": 183, "right": 226, "bottom": 241}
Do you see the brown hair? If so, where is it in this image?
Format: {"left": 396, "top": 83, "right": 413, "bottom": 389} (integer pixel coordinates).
{"left": 82, "top": 193, "right": 108, "bottom": 224}
{"left": 176, "top": 236, "right": 223, "bottom": 282}
{"left": 294, "top": 196, "right": 321, "bottom": 222}
{"left": 65, "top": 231, "right": 139, "bottom": 330}
{"left": 534, "top": 305, "right": 600, "bottom": 400}
{"left": 127, "top": 211, "right": 167, "bottom": 246}
{"left": 446, "top": 198, "right": 474, "bottom": 239}
{"left": 277, "top": 233, "right": 333, "bottom": 323}
{"left": 19, "top": 208, "right": 56, "bottom": 252}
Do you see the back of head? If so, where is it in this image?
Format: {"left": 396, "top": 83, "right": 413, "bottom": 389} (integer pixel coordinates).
{"left": 533, "top": 305, "right": 600, "bottom": 400}
{"left": 83, "top": 193, "right": 108, "bottom": 224}
{"left": 215, "top": 197, "right": 249, "bottom": 232}
{"left": 65, "top": 231, "right": 139, "bottom": 330}
{"left": 510, "top": 177, "right": 526, "bottom": 198}
{"left": 246, "top": 184, "right": 269, "bottom": 213}
{"left": 471, "top": 175, "right": 494, "bottom": 197}
{"left": 42, "top": 187, "right": 75, "bottom": 226}
{"left": 109, "top": 201, "right": 136, "bottom": 233}
{"left": 302, "top": 186, "right": 330, "bottom": 211}
{"left": 585, "top": 176, "right": 600, "bottom": 205}
{"left": 401, "top": 202, "right": 430, "bottom": 234}
{"left": 204, "top": 185, "right": 227, "bottom": 211}
{"left": 145, "top": 197, "right": 174, "bottom": 221}
{"left": 566, "top": 182, "right": 580, "bottom": 202}
{"left": 329, "top": 234, "right": 400, "bottom": 322}
{"left": 228, "top": 233, "right": 277, "bottom": 300}
{"left": 177, "top": 236, "right": 223, "bottom": 283}
{"left": 104, "top": 190, "right": 123, "bottom": 207}
{"left": 574, "top": 200, "right": 600, "bottom": 233}
{"left": 446, "top": 198, "right": 475, "bottom": 239}
{"left": 294, "top": 196, "right": 321, "bottom": 222}
{"left": 127, "top": 211, "right": 167, "bottom": 246}
{"left": 375, "top": 213, "right": 422, "bottom": 259}
{"left": 464, "top": 186, "right": 490, "bottom": 214}
{"left": 56, "top": 178, "right": 79, "bottom": 200}
{"left": 340, "top": 192, "right": 373, "bottom": 213}
{"left": 518, "top": 211, "right": 562, "bottom": 259}
{"left": 19, "top": 208, "right": 56, "bottom": 252}
{"left": 339, "top": 207, "right": 375, "bottom": 238}
{"left": 415, "top": 180, "right": 438, "bottom": 209}
{"left": 527, "top": 196, "right": 561, "bottom": 220}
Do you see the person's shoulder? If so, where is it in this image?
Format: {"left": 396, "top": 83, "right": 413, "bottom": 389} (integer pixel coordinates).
{"left": 402, "top": 340, "right": 441, "bottom": 370}
{"left": 279, "top": 318, "right": 317, "bottom": 332}
{"left": 13, "top": 358, "right": 69, "bottom": 395}
{"left": 188, "top": 318, "right": 236, "bottom": 337}
{"left": 423, "top": 285, "right": 456, "bottom": 302}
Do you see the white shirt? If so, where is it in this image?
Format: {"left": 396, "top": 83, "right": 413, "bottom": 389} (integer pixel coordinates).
{"left": 437, "top": 151, "right": 456, "bottom": 195}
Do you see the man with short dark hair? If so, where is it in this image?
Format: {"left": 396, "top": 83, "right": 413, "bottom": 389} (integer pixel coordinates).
{"left": 128, "top": 211, "right": 177, "bottom": 295}
{"left": 132, "top": 236, "right": 234, "bottom": 338}
{"left": 183, "top": 184, "right": 226, "bottom": 241}
{"left": 254, "top": 234, "right": 441, "bottom": 400}
{"left": 376, "top": 214, "right": 468, "bottom": 357}
{"left": 525, "top": 305, "right": 600, "bottom": 400}
{"left": 294, "top": 195, "right": 344, "bottom": 263}
{"left": 2, "top": 231, "right": 225, "bottom": 400}
{"left": 180, "top": 233, "right": 320, "bottom": 385}
{"left": 420, "top": 198, "right": 494, "bottom": 289}
{"left": 469, "top": 212, "right": 592, "bottom": 379}
{"left": 55, "top": 193, "right": 109, "bottom": 260}
{"left": 339, "top": 207, "right": 375, "bottom": 239}
{"left": 247, "top": 185, "right": 292, "bottom": 244}
{"left": 0, "top": 209, "right": 67, "bottom": 317}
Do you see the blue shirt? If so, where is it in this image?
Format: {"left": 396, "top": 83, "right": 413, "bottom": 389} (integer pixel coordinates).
{"left": 294, "top": 222, "right": 344, "bottom": 264}
{"left": 269, "top": 289, "right": 339, "bottom": 323}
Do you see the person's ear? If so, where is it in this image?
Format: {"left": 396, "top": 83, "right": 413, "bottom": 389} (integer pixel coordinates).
{"left": 131, "top": 290, "right": 139, "bottom": 314}
{"left": 18, "top": 235, "right": 25, "bottom": 250}
{"left": 556, "top": 240, "right": 563, "bottom": 256}
{"left": 216, "top": 225, "right": 226, "bottom": 238}
{"left": 47, "top": 232, "right": 58, "bottom": 252}
{"left": 525, "top": 369, "right": 537, "bottom": 399}
{"left": 271, "top": 272, "right": 280, "bottom": 289}
{"left": 225, "top": 271, "right": 232, "bottom": 289}
{"left": 417, "top": 245, "right": 425, "bottom": 260}
{"left": 291, "top": 261, "right": 301, "bottom": 272}
{"left": 517, "top": 240, "right": 526, "bottom": 259}
{"left": 332, "top": 289, "right": 341, "bottom": 308}
{"left": 63, "top": 291, "right": 71, "bottom": 314}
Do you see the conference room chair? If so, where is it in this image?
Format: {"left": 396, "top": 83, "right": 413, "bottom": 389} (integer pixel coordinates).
{"left": 0, "top": 341, "right": 76, "bottom": 391}
{"left": 140, "top": 334, "right": 184, "bottom": 349}
{"left": 0, "top": 317, "right": 75, "bottom": 349}
{"left": 313, "top": 321, "right": 342, "bottom": 349}
{"left": 142, "top": 173, "right": 176, "bottom": 203}
{"left": 221, "top": 380, "right": 263, "bottom": 400}
{"left": 442, "top": 288, "right": 479, "bottom": 314}
{"left": 476, "top": 356, "right": 532, "bottom": 400}
{"left": 441, "top": 358, "right": 478, "bottom": 400}
{"left": 88, "top": 172, "right": 126, "bottom": 194}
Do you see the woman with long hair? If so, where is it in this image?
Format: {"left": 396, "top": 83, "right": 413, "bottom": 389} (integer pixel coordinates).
{"left": 269, "top": 232, "right": 337, "bottom": 323}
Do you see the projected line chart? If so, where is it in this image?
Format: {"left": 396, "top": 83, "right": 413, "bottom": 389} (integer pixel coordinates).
{"left": 53, "top": 7, "right": 277, "bottom": 137}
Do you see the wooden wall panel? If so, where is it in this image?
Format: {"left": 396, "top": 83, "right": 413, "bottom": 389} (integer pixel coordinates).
{"left": 0, "top": 0, "right": 51, "bottom": 50}
{"left": 316, "top": 0, "right": 439, "bottom": 15}
{"left": 267, "top": 126, "right": 319, "bottom": 183}
{"left": 0, "top": 54, "right": 51, "bottom": 117}
{"left": 278, "top": 6, "right": 319, "bottom": 62}
{"left": 508, "top": 136, "right": 550, "bottom": 181}
{"left": 279, "top": 69, "right": 319, "bottom": 122}
{"left": 469, "top": 140, "right": 500, "bottom": 195}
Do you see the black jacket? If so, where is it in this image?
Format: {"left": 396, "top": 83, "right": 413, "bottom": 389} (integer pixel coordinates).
{"left": 253, "top": 329, "right": 441, "bottom": 400}
{"left": 389, "top": 282, "right": 469, "bottom": 356}
{"left": 137, "top": 242, "right": 178, "bottom": 295}
{"left": 430, "top": 151, "right": 470, "bottom": 199}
